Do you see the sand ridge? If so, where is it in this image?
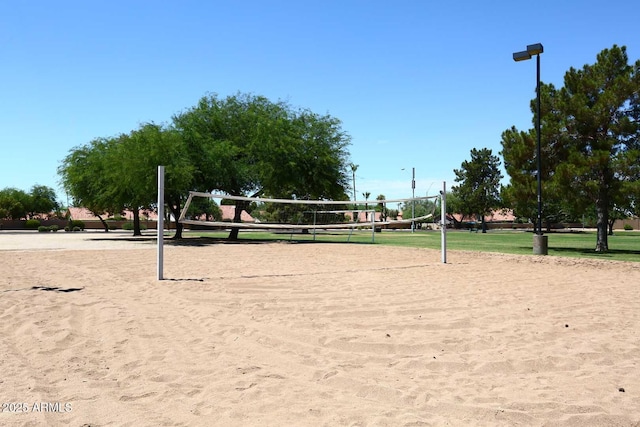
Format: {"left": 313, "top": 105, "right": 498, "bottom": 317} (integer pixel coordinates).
{"left": 1, "top": 232, "right": 639, "bottom": 426}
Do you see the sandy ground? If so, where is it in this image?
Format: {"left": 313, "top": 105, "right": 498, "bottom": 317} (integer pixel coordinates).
{"left": 1, "top": 231, "right": 640, "bottom": 426}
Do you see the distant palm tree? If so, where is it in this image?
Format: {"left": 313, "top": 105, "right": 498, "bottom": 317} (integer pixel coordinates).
{"left": 362, "top": 191, "right": 371, "bottom": 221}
{"left": 376, "top": 194, "right": 387, "bottom": 221}
{"left": 350, "top": 163, "right": 358, "bottom": 201}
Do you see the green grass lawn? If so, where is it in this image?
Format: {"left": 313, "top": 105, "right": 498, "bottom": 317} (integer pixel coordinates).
{"left": 189, "top": 229, "right": 640, "bottom": 263}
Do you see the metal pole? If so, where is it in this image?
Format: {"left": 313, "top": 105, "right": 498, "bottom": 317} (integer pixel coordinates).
{"left": 514, "top": 43, "right": 546, "bottom": 254}
{"left": 536, "top": 53, "right": 542, "bottom": 236}
{"left": 441, "top": 181, "right": 447, "bottom": 264}
{"left": 352, "top": 170, "right": 356, "bottom": 203}
{"left": 411, "top": 167, "right": 415, "bottom": 233}
{"left": 371, "top": 210, "right": 375, "bottom": 243}
{"left": 352, "top": 167, "right": 357, "bottom": 222}
{"left": 157, "top": 165, "right": 165, "bottom": 281}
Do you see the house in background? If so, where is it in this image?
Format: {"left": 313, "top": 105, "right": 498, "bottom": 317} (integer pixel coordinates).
{"left": 68, "top": 205, "right": 254, "bottom": 223}
{"left": 218, "top": 205, "right": 254, "bottom": 222}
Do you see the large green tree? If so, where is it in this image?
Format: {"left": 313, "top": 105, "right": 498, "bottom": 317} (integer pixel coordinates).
{"left": 443, "top": 191, "right": 463, "bottom": 228}
{"left": 60, "top": 93, "right": 351, "bottom": 240}
{"left": 58, "top": 137, "right": 124, "bottom": 231}
{"left": 59, "top": 124, "right": 194, "bottom": 237}
{"left": 116, "top": 124, "right": 194, "bottom": 237}
{"left": 27, "top": 185, "right": 60, "bottom": 219}
{"left": 0, "top": 188, "right": 30, "bottom": 220}
{"left": 500, "top": 126, "right": 572, "bottom": 231}
{"left": 0, "top": 186, "right": 61, "bottom": 221}
{"left": 400, "top": 197, "right": 438, "bottom": 224}
{"left": 452, "top": 148, "right": 503, "bottom": 233}
{"left": 502, "top": 45, "right": 640, "bottom": 251}
{"left": 172, "top": 93, "right": 351, "bottom": 240}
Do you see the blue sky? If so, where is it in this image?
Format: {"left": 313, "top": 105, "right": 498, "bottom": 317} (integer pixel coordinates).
{"left": 1, "top": 1, "right": 638, "bottom": 205}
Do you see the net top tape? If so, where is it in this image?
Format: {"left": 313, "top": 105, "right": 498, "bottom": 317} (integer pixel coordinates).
{"left": 180, "top": 214, "right": 433, "bottom": 230}
{"left": 189, "top": 191, "right": 438, "bottom": 205}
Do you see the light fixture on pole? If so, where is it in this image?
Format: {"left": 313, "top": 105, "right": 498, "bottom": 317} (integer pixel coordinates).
{"left": 513, "top": 42, "right": 547, "bottom": 255}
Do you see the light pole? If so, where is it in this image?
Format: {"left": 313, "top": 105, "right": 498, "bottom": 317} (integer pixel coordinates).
{"left": 350, "top": 163, "right": 359, "bottom": 202}
{"left": 513, "top": 43, "right": 548, "bottom": 255}
{"left": 350, "top": 163, "right": 358, "bottom": 221}
{"left": 401, "top": 167, "right": 416, "bottom": 232}
{"left": 411, "top": 167, "right": 415, "bottom": 233}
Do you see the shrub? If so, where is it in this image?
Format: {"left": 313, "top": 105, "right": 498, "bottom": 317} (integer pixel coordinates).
{"left": 624, "top": 224, "right": 633, "bottom": 231}
{"left": 50, "top": 224, "right": 59, "bottom": 232}
{"left": 37, "top": 225, "right": 51, "bottom": 232}
{"left": 121, "top": 222, "right": 147, "bottom": 231}
{"left": 64, "top": 226, "right": 71, "bottom": 232}
{"left": 25, "top": 219, "right": 41, "bottom": 229}
{"left": 69, "top": 220, "right": 85, "bottom": 230}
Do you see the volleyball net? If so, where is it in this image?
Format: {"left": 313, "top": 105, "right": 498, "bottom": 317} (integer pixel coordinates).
{"left": 157, "top": 166, "right": 448, "bottom": 280}
{"left": 178, "top": 191, "right": 439, "bottom": 238}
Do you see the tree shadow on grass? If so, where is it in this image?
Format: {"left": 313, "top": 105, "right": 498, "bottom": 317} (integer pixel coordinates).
{"left": 550, "top": 247, "right": 640, "bottom": 259}
{"left": 481, "top": 245, "right": 639, "bottom": 261}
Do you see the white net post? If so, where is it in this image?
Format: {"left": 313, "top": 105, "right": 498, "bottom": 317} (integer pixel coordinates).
{"left": 157, "top": 165, "right": 165, "bottom": 280}
{"left": 371, "top": 210, "right": 375, "bottom": 242}
{"left": 313, "top": 210, "right": 317, "bottom": 241}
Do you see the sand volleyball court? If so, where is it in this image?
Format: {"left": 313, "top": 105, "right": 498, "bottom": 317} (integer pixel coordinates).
{"left": 1, "top": 231, "right": 639, "bottom": 426}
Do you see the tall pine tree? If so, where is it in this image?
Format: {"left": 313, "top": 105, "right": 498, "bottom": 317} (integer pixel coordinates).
{"left": 502, "top": 45, "right": 640, "bottom": 251}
